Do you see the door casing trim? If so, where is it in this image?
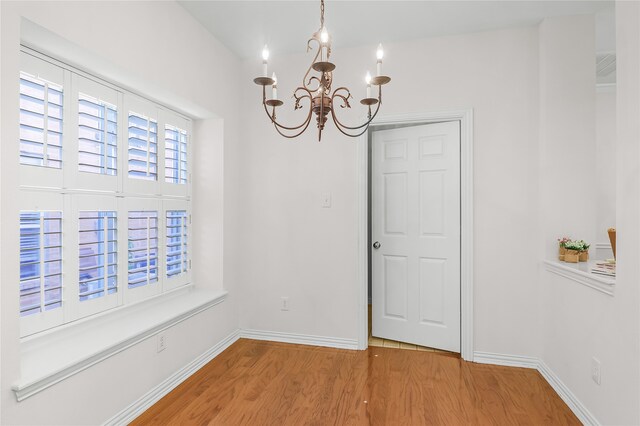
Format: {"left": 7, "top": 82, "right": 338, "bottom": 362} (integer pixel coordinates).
{"left": 356, "top": 109, "right": 474, "bottom": 361}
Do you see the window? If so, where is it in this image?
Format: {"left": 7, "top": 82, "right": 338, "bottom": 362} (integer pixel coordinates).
{"left": 19, "top": 211, "right": 63, "bottom": 316}
{"left": 78, "top": 94, "right": 117, "bottom": 175}
{"left": 79, "top": 211, "right": 117, "bottom": 301}
{"left": 18, "top": 49, "right": 192, "bottom": 337}
{"left": 166, "top": 210, "right": 188, "bottom": 277}
{"left": 128, "top": 211, "right": 158, "bottom": 289}
{"left": 128, "top": 113, "right": 158, "bottom": 181}
{"left": 165, "top": 125, "right": 187, "bottom": 184}
{"left": 19, "top": 73, "right": 63, "bottom": 168}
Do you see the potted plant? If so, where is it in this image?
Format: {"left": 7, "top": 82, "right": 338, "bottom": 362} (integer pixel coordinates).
{"left": 577, "top": 240, "right": 590, "bottom": 262}
{"left": 557, "top": 237, "right": 571, "bottom": 261}
{"left": 563, "top": 239, "right": 590, "bottom": 263}
{"left": 563, "top": 240, "right": 582, "bottom": 263}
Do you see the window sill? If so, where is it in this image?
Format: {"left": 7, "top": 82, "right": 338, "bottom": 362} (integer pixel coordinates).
{"left": 13, "top": 286, "right": 228, "bottom": 401}
{"left": 543, "top": 260, "right": 615, "bottom": 296}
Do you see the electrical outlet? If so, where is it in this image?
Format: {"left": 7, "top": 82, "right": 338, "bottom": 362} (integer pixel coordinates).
{"left": 157, "top": 333, "right": 167, "bottom": 353}
{"left": 591, "top": 357, "right": 601, "bottom": 385}
{"left": 281, "top": 297, "right": 290, "bottom": 311}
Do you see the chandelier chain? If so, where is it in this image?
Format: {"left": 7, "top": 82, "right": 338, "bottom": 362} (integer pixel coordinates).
{"left": 320, "top": 0, "right": 325, "bottom": 28}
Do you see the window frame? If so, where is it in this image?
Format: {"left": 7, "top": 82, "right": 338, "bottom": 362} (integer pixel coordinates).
{"left": 18, "top": 47, "right": 193, "bottom": 338}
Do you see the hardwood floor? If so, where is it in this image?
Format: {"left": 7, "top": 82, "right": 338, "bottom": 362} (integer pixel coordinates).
{"left": 132, "top": 339, "right": 579, "bottom": 425}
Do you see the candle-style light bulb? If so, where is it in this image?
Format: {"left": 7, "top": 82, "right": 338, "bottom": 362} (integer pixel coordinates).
{"left": 320, "top": 27, "right": 329, "bottom": 44}
{"left": 376, "top": 43, "right": 384, "bottom": 61}
{"left": 272, "top": 72, "right": 278, "bottom": 100}
{"left": 365, "top": 71, "right": 372, "bottom": 98}
{"left": 262, "top": 45, "right": 269, "bottom": 77}
{"left": 319, "top": 28, "right": 330, "bottom": 61}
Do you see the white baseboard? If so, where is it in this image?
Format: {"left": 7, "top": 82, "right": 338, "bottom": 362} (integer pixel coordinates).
{"left": 538, "top": 360, "right": 599, "bottom": 426}
{"left": 103, "top": 329, "right": 240, "bottom": 426}
{"left": 474, "top": 352, "right": 599, "bottom": 425}
{"left": 239, "top": 329, "right": 359, "bottom": 350}
{"left": 473, "top": 351, "right": 538, "bottom": 369}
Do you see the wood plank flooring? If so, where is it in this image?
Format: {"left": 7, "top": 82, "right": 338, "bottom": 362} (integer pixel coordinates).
{"left": 132, "top": 339, "right": 579, "bottom": 425}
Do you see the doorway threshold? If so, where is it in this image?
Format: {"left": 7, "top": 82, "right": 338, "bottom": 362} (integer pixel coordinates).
{"left": 367, "top": 305, "right": 458, "bottom": 355}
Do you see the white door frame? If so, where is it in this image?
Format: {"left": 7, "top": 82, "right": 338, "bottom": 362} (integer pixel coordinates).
{"left": 356, "top": 109, "right": 474, "bottom": 362}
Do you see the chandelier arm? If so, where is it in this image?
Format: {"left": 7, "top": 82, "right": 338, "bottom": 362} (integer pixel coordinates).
{"left": 293, "top": 86, "right": 314, "bottom": 104}
{"left": 333, "top": 86, "right": 350, "bottom": 98}
{"left": 329, "top": 87, "right": 382, "bottom": 131}
{"left": 261, "top": 88, "right": 314, "bottom": 132}
{"left": 271, "top": 94, "right": 315, "bottom": 138}
{"left": 331, "top": 121, "right": 371, "bottom": 138}
{"left": 303, "top": 40, "right": 323, "bottom": 92}
{"left": 330, "top": 102, "right": 380, "bottom": 138}
{"left": 262, "top": 101, "right": 313, "bottom": 132}
{"left": 332, "top": 87, "right": 351, "bottom": 109}
{"left": 272, "top": 115, "right": 315, "bottom": 139}
{"left": 330, "top": 87, "right": 354, "bottom": 128}
{"left": 331, "top": 102, "right": 380, "bottom": 137}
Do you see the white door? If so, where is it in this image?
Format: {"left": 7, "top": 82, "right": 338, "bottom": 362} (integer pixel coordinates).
{"left": 371, "top": 121, "right": 461, "bottom": 352}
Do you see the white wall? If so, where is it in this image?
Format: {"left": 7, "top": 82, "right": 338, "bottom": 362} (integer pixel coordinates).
{"left": 538, "top": 11, "right": 640, "bottom": 425}
{"left": 595, "top": 87, "right": 616, "bottom": 255}
{"left": 239, "top": 26, "right": 541, "bottom": 357}
{"left": 0, "top": 1, "right": 241, "bottom": 424}
{"left": 538, "top": 15, "right": 597, "bottom": 261}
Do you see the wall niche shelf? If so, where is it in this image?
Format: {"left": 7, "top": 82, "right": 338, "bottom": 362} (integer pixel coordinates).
{"left": 543, "top": 260, "right": 615, "bottom": 296}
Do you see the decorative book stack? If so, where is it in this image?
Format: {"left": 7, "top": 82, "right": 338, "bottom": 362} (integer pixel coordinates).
{"left": 591, "top": 261, "right": 616, "bottom": 277}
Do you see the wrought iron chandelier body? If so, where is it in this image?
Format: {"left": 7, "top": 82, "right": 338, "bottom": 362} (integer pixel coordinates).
{"left": 253, "top": 0, "right": 391, "bottom": 141}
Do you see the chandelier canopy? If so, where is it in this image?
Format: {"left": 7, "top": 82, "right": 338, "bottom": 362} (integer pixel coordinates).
{"left": 253, "top": 0, "right": 391, "bottom": 141}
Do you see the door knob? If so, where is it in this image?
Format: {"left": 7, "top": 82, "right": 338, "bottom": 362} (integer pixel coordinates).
{"left": 373, "top": 241, "right": 381, "bottom": 249}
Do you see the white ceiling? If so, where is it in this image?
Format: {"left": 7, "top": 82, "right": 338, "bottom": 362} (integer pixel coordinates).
{"left": 179, "top": 0, "right": 614, "bottom": 60}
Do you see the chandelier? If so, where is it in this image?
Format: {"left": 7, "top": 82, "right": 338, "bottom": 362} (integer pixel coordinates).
{"left": 253, "top": 0, "right": 391, "bottom": 141}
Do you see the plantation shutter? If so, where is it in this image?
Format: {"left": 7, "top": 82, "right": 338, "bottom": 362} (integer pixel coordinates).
{"left": 128, "top": 113, "right": 158, "bottom": 181}
{"left": 19, "top": 211, "right": 63, "bottom": 316}
{"left": 78, "top": 94, "right": 117, "bottom": 175}
{"left": 166, "top": 210, "right": 188, "bottom": 277}
{"left": 19, "top": 73, "right": 63, "bottom": 168}
{"left": 128, "top": 211, "right": 158, "bottom": 288}
{"left": 164, "top": 125, "right": 187, "bottom": 184}
{"left": 79, "top": 211, "right": 117, "bottom": 301}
